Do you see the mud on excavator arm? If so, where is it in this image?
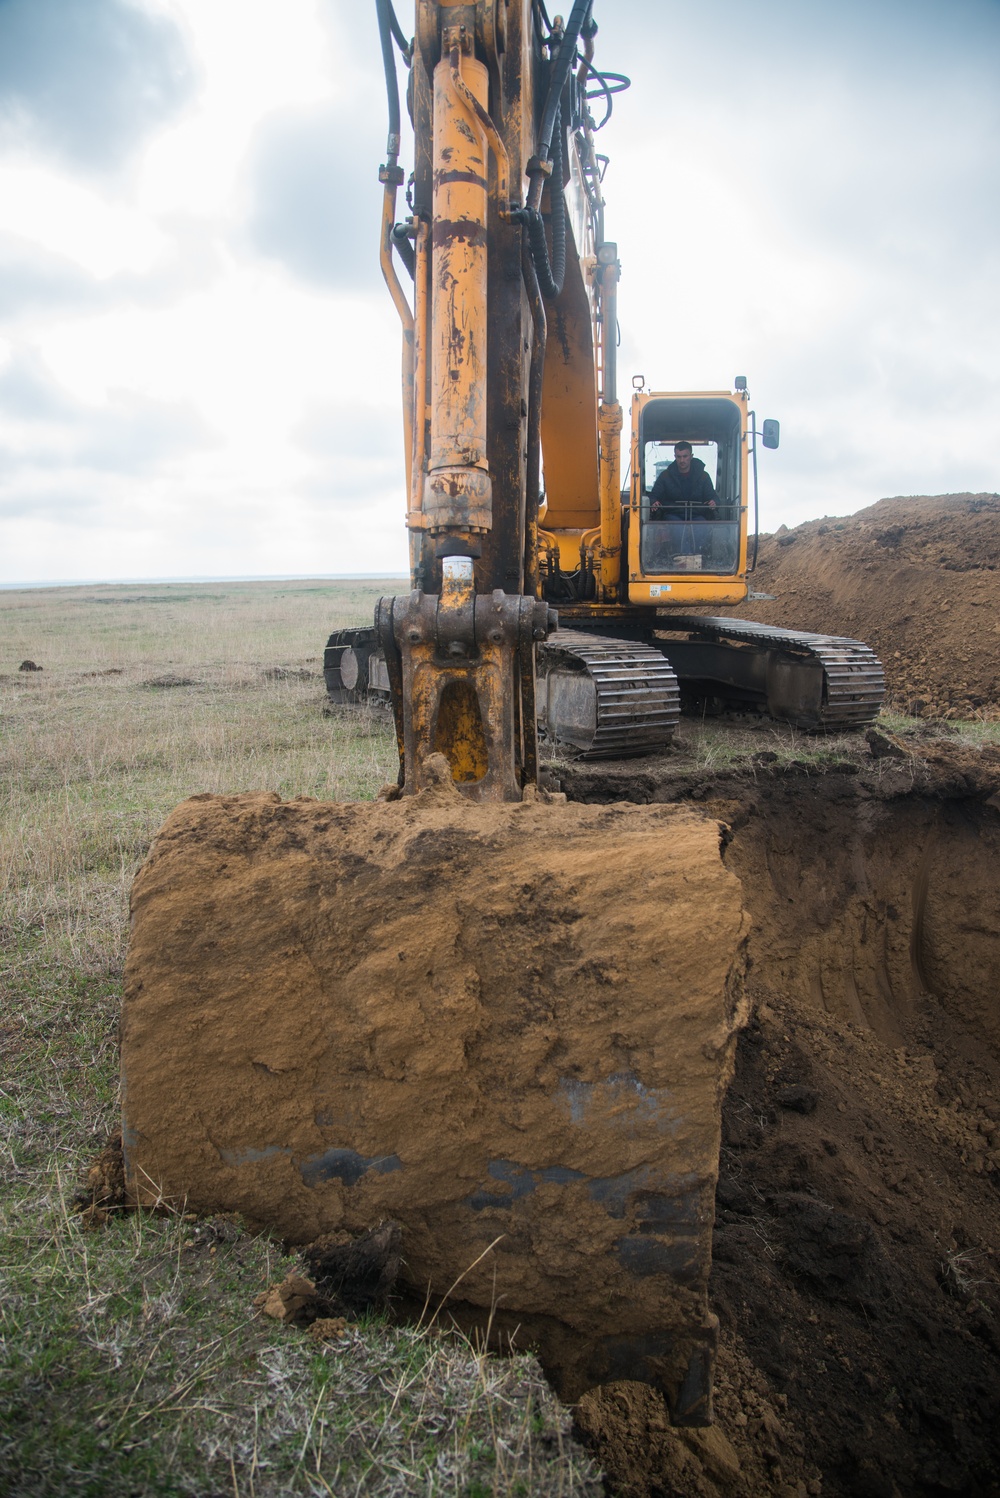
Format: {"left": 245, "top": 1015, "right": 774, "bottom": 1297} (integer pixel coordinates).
{"left": 374, "top": 0, "right": 621, "bottom": 800}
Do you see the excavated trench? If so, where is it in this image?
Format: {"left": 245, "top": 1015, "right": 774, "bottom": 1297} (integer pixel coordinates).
{"left": 120, "top": 724, "right": 1000, "bottom": 1497}
{"left": 560, "top": 739, "right": 1000, "bottom": 1498}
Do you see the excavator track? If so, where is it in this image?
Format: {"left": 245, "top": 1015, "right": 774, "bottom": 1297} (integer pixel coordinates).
{"left": 323, "top": 627, "right": 384, "bottom": 704}
{"left": 657, "top": 615, "right": 885, "bottom": 730}
{"left": 538, "top": 629, "right": 681, "bottom": 759}
{"left": 327, "top": 617, "right": 883, "bottom": 747}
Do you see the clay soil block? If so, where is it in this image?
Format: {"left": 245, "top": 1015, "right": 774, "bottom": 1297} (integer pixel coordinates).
{"left": 122, "top": 775, "right": 748, "bottom": 1421}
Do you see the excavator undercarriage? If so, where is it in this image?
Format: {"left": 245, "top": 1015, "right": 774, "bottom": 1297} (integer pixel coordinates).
{"left": 325, "top": 613, "right": 885, "bottom": 760}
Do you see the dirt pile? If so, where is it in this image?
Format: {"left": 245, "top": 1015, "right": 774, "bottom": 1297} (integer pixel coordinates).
{"left": 567, "top": 750, "right": 1000, "bottom": 1496}
{"left": 122, "top": 766, "right": 748, "bottom": 1414}
{"left": 730, "top": 493, "right": 1000, "bottom": 719}
{"left": 72, "top": 1130, "right": 127, "bottom": 1229}
{"left": 253, "top": 1221, "right": 403, "bottom": 1327}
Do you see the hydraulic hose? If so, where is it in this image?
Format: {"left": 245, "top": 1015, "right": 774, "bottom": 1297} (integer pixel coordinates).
{"left": 524, "top": 100, "right": 566, "bottom": 300}
{"left": 521, "top": 241, "right": 547, "bottom": 601}
{"left": 521, "top": 0, "right": 592, "bottom": 299}
{"left": 375, "top": 0, "right": 401, "bottom": 162}
{"left": 386, "top": 0, "right": 408, "bottom": 53}
{"left": 534, "top": 0, "right": 592, "bottom": 183}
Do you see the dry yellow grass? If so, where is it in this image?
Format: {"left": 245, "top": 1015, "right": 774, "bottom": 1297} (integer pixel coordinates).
{"left": 1, "top": 579, "right": 399, "bottom": 970}
{"left": 0, "top": 578, "right": 603, "bottom": 1496}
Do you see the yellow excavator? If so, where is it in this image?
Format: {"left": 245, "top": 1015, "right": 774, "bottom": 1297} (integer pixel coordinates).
{"left": 120, "top": 0, "right": 881, "bottom": 1432}
{"left": 324, "top": 0, "right": 884, "bottom": 784}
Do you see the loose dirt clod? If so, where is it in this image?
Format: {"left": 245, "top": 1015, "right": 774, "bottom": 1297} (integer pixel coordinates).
{"left": 254, "top": 1273, "right": 326, "bottom": 1325}
{"left": 73, "top": 1130, "right": 128, "bottom": 1229}
{"left": 302, "top": 1220, "right": 402, "bottom": 1314}
{"left": 308, "top": 1316, "right": 348, "bottom": 1342}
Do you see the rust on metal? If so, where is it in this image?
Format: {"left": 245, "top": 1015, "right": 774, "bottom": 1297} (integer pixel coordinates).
{"left": 434, "top": 169, "right": 489, "bottom": 189}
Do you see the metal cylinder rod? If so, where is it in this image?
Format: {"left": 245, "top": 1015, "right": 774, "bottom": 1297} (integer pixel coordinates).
{"left": 600, "top": 259, "right": 617, "bottom": 406}
{"left": 597, "top": 256, "right": 621, "bottom": 599}
{"left": 422, "top": 37, "right": 493, "bottom": 538}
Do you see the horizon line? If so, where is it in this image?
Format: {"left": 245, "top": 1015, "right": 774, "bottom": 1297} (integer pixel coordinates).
{"left": 0, "top": 572, "right": 410, "bottom": 592}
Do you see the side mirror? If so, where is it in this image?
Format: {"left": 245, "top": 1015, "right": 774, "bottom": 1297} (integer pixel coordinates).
{"left": 762, "top": 419, "right": 780, "bottom": 450}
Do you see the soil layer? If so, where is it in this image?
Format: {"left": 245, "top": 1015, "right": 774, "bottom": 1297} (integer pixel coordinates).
{"left": 566, "top": 736, "right": 1000, "bottom": 1496}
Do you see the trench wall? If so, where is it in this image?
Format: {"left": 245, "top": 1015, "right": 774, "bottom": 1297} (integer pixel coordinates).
{"left": 718, "top": 785, "right": 1000, "bottom": 1054}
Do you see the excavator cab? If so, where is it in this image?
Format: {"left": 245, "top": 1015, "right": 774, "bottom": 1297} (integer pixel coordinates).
{"left": 626, "top": 391, "right": 750, "bottom": 606}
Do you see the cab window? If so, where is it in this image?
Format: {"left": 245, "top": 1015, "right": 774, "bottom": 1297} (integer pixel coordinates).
{"left": 639, "top": 436, "right": 740, "bottom": 576}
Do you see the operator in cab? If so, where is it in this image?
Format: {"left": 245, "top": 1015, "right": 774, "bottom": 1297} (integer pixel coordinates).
{"left": 649, "top": 441, "right": 717, "bottom": 519}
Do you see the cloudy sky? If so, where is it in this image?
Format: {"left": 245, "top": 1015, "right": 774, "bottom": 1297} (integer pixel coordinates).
{"left": 0, "top": 0, "right": 997, "bottom": 583}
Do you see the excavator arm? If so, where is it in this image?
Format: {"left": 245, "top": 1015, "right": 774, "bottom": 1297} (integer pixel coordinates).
{"left": 373, "top": 0, "right": 619, "bottom": 799}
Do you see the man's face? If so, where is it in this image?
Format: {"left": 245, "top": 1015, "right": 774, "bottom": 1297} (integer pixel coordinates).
{"left": 675, "top": 446, "right": 692, "bottom": 474}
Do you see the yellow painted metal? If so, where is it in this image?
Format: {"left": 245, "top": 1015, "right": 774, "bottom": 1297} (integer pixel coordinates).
{"left": 629, "top": 580, "right": 750, "bottom": 606}
{"left": 408, "top": 220, "right": 431, "bottom": 543}
{"left": 434, "top": 679, "right": 490, "bottom": 782}
{"left": 538, "top": 215, "right": 601, "bottom": 533}
{"left": 398, "top": 630, "right": 519, "bottom": 799}
{"left": 423, "top": 37, "right": 493, "bottom": 536}
{"left": 597, "top": 400, "right": 622, "bottom": 600}
{"left": 396, "top": 4, "right": 543, "bottom": 804}
{"left": 537, "top": 525, "right": 591, "bottom": 570}
{"left": 448, "top": 54, "right": 510, "bottom": 207}
{"left": 413, "top": 555, "right": 489, "bottom": 790}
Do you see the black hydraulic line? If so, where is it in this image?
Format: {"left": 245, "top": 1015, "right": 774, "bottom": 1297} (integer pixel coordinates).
{"left": 519, "top": 97, "right": 567, "bottom": 299}
{"left": 518, "top": 0, "right": 592, "bottom": 299}
{"left": 533, "top": 0, "right": 592, "bottom": 196}
{"left": 521, "top": 241, "right": 548, "bottom": 602}
{"left": 523, "top": 99, "right": 566, "bottom": 300}
{"left": 533, "top": 0, "right": 554, "bottom": 39}
{"left": 375, "top": 0, "right": 401, "bottom": 162}
{"left": 579, "top": 62, "right": 630, "bottom": 131}
{"left": 390, "top": 224, "right": 416, "bottom": 278}
{"left": 385, "top": 0, "right": 408, "bottom": 54}
{"left": 522, "top": 120, "right": 565, "bottom": 297}
{"left": 584, "top": 64, "right": 615, "bottom": 130}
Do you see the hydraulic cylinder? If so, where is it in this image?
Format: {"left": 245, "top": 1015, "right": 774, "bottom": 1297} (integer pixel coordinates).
{"left": 423, "top": 39, "right": 493, "bottom": 536}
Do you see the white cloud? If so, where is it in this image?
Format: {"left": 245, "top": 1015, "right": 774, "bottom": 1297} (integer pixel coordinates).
{"left": 0, "top": 165, "right": 171, "bottom": 279}
{"left": 0, "top": 0, "right": 997, "bottom": 583}
{"left": 139, "top": 0, "right": 334, "bottom": 219}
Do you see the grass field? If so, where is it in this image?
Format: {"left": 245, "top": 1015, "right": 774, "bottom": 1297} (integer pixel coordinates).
{"left": 0, "top": 580, "right": 602, "bottom": 1497}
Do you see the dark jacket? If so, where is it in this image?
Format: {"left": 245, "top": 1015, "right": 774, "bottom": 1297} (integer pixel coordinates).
{"left": 649, "top": 458, "right": 717, "bottom": 519}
